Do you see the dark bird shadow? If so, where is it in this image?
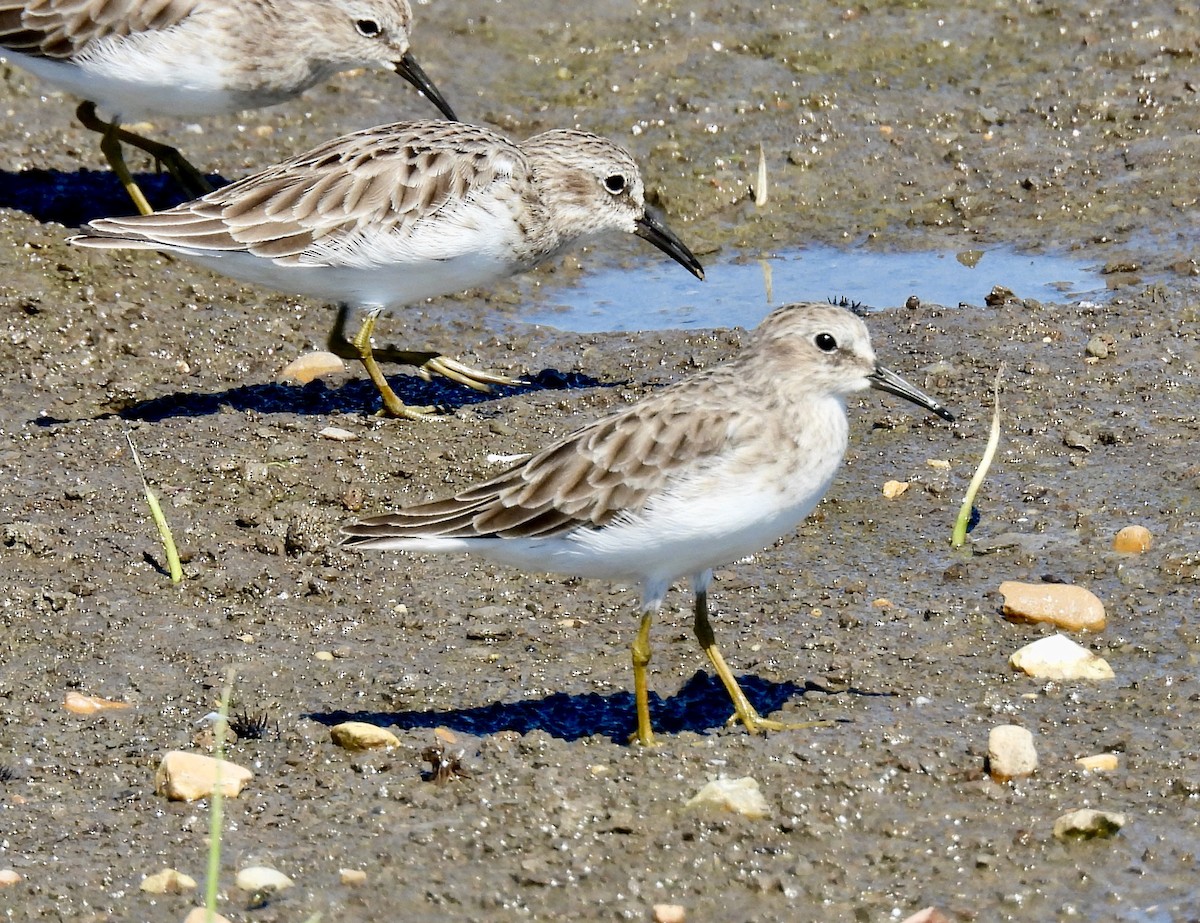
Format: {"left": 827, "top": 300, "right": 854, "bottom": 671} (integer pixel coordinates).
{"left": 308, "top": 671, "right": 829, "bottom": 744}
{"left": 32, "top": 367, "right": 603, "bottom": 426}
{"left": 0, "top": 168, "right": 226, "bottom": 225}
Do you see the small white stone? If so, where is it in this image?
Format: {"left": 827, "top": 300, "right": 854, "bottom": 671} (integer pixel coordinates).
{"left": 183, "top": 909, "right": 233, "bottom": 923}
{"left": 318, "top": 426, "right": 358, "bottom": 442}
{"left": 653, "top": 904, "right": 687, "bottom": 923}
{"left": 685, "top": 777, "right": 769, "bottom": 819}
{"left": 0, "top": 869, "right": 21, "bottom": 887}
{"left": 1009, "top": 634, "right": 1115, "bottom": 680}
{"left": 987, "top": 725, "right": 1038, "bottom": 781}
{"left": 236, "top": 866, "right": 295, "bottom": 892}
{"left": 1053, "top": 808, "right": 1126, "bottom": 841}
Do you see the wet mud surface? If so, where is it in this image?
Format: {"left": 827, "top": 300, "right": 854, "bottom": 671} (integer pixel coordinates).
{"left": 1, "top": 1, "right": 1199, "bottom": 920}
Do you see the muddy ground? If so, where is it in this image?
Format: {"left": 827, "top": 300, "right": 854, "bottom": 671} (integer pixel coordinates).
{"left": 1, "top": 0, "right": 1198, "bottom": 920}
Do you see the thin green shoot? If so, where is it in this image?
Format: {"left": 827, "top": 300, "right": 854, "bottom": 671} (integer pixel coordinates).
{"left": 205, "top": 668, "right": 236, "bottom": 922}
{"left": 952, "top": 364, "right": 1004, "bottom": 548}
{"left": 125, "top": 431, "right": 183, "bottom": 583}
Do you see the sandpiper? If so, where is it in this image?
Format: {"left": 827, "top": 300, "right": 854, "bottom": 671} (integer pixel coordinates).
{"left": 342, "top": 302, "right": 954, "bottom": 745}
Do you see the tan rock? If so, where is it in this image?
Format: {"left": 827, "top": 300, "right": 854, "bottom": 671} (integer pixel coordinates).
{"left": 987, "top": 725, "right": 1038, "bottom": 781}
{"left": 1053, "top": 808, "right": 1126, "bottom": 841}
{"left": 882, "top": 479, "right": 910, "bottom": 499}
{"left": 236, "top": 866, "right": 294, "bottom": 892}
{"left": 653, "top": 904, "right": 687, "bottom": 923}
{"left": 278, "top": 351, "right": 345, "bottom": 384}
{"left": 1010, "top": 634, "right": 1115, "bottom": 680}
{"left": 999, "top": 581, "right": 1106, "bottom": 631}
{"left": 340, "top": 868, "right": 368, "bottom": 886}
{"left": 685, "top": 777, "right": 769, "bottom": 819}
{"left": 1076, "top": 753, "right": 1119, "bottom": 772}
{"left": 140, "top": 868, "right": 198, "bottom": 894}
{"left": 0, "top": 869, "right": 21, "bottom": 887}
{"left": 155, "top": 751, "right": 253, "bottom": 801}
{"left": 63, "top": 691, "right": 132, "bottom": 715}
{"left": 330, "top": 721, "right": 400, "bottom": 751}
{"left": 1113, "top": 525, "right": 1152, "bottom": 553}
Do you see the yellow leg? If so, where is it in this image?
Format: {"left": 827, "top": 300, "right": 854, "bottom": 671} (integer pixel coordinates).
{"left": 329, "top": 305, "right": 522, "bottom": 392}
{"left": 693, "top": 589, "right": 828, "bottom": 735}
{"left": 348, "top": 309, "right": 439, "bottom": 421}
{"left": 630, "top": 608, "right": 656, "bottom": 747}
{"left": 77, "top": 101, "right": 213, "bottom": 205}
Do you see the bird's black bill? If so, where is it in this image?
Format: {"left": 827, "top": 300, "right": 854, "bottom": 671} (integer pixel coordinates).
{"left": 635, "top": 211, "right": 705, "bottom": 280}
{"left": 395, "top": 52, "right": 458, "bottom": 121}
{"left": 869, "top": 365, "right": 955, "bottom": 422}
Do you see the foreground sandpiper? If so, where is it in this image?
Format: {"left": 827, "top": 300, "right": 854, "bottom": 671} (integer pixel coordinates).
{"left": 0, "top": 0, "right": 457, "bottom": 214}
{"left": 72, "top": 119, "right": 705, "bottom": 418}
{"left": 342, "top": 302, "right": 954, "bottom": 745}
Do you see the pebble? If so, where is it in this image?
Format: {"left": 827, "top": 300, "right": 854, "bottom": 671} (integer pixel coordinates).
{"left": 183, "top": 908, "right": 233, "bottom": 923}
{"left": 882, "top": 480, "right": 910, "bottom": 499}
{"left": 330, "top": 721, "right": 400, "bottom": 751}
{"left": 900, "top": 910, "right": 951, "bottom": 923}
{"left": 278, "top": 351, "right": 345, "bottom": 383}
{"left": 1053, "top": 808, "right": 1126, "bottom": 841}
{"left": 155, "top": 751, "right": 254, "bottom": 801}
{"left": 140, "top": 868, "right": 197, "bottom": 894}
{"left": 685, "top": 777, "right": 770, "bottom": 819}
{"left": 1112, "top": 525, "right": 1152, "bottom": 553}
{"left": 318, "top": 426, "right": 358, "bottom": 442}
{"left": 0, "top": 869, "right": 20, "bottom": 887}
{"left": 999, "top": 581, "right": 1106, "bottom": 632}
{"left": 340, "top": 868, "right": 368, "bottom": 886}
{"left": 63, "top": 691, "right": 132, "bottom": 715}
{"left": 1003, "top": 628, "right": 1113, "bottom": 681}
{"left": 236, "top": 866, "right": 294, "bottom": 892}
{"left": 653, "top": 904, "right": 687, "bottom": 923}
{"left": 987, "top": 725, "right": 1038, "bottom": 781}
{"left": 1076, "top": 753, "right": 1119, "bottom": 772}
{"left": 1009, "top": 634, "right": 1115, "bottom": 680}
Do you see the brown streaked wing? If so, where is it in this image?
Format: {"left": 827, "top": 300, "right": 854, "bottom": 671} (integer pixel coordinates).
{"left": 0, "top": 0, "right": 199, "bottom": 59}
{"left": 85, "top": 122, "right": 531, "bottom": 262}
{"left": 348, "top": 391, "right": 738, "bottom": 542}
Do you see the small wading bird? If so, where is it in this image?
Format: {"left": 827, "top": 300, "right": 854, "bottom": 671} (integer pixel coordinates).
{"left": 342, "top": 302, "right": 955, "bottom": 745}
{"left": 72, "top": 119, "right": 705, "bottom": 418}
{"left": 0, "top": 0, "right": 457, "bottom": 214}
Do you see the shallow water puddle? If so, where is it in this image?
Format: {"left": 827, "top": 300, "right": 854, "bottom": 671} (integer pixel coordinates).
{"left": 523, "top": 244, "right": 1106, "bottom": 333}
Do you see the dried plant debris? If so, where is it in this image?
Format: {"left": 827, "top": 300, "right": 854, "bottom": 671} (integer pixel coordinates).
{"left": 421, "top": 741, "right": 470, "bottom": 784}
{"left": 229, "top": 709, "right": 278, "bottom": 742}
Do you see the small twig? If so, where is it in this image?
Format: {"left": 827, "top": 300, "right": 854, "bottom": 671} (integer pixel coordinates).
{"left": 125, "top": 431, "right": 182, "bottom": 583}
{"left": 952, "top": 364, "right": 1004, "bottom": 547}
{"left": 754, "top": 142, "right": 768, "bottom": 207}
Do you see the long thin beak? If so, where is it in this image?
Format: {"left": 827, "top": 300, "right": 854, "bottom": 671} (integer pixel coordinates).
{"left": 635, "top": 211, "right": 705, "bottom": 280}
{"left": 395, "top": 52, "right": 458, "bottom": 121}
{"left": 869, "top": 365, "right": 955, "bottom": 422}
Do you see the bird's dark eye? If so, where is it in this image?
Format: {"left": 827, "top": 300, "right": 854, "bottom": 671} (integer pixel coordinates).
{"left": 604, "top": 174, "right": 627, "bottom": 194}
{"left": 356, "top": 18, "right": 381, "bottom": 36}
{"left": 814, "top": 332, "right": 838, "bottom": 352}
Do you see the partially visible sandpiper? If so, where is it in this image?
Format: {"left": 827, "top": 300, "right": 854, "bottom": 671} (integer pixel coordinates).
{"left": 0, "top": 0, "right": 457, "bottom": 214}
{"left": 72, "top": 119, "right": 705, "bottom": 418}
{"left": 342, "top": 302, "right": 954, "bottom": 745}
